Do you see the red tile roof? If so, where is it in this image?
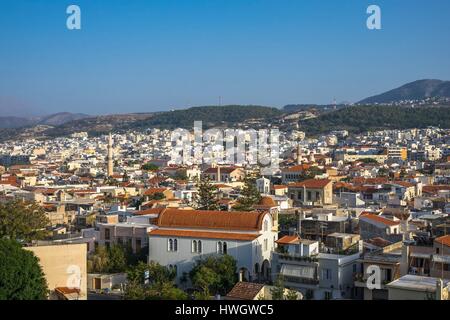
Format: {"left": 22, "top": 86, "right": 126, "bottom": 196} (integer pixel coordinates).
{"left": 289, "top": 179, "right": 331, "bottom": 189}
{"left": 143, "top": 188, "right": 169, "bottom": 196}
{"left": 226, "top": 282, "right": 265, "bottom": 300}
{"left": 282, "top": 164, "right": 311, "bottom": 173}
{"left": 156, "top": 208, "right": 267, "bottom": 231}
{"left": 148, "top": 229, "right": 260, "bottom": 241}
{"left": 360, "top": 213, "right": 400, "bottom": 226}
{"left": 435, "top": 235, "right": 450, "bottom": 248}
{"left": 276, "top": 235, "right": 300, "bottom": 245}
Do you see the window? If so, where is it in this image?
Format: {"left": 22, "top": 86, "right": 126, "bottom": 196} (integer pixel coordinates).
{"left": 217, "top": 241, "right": 227, "bottom": 254}
{"left": 386, "top": 268, "right": 392, "bottom": 282}
{"left": 105, "top": 228, "right": 110, "bottom": 240}
{"left": 135, "top": 239, "right": 141, "bottom": 252}
{"left": 322, "top": 268, "right": 332, "bottom": 280}
{"left": 307, "top": 191, "right": 312, "bottom": 201}
{"left": 444, "top": 264, "right": 449, "bottom": 272}
{"left": 264, "top": 220, "right": 269, "bottom": 232}
{"left": 168, "top": 238, "right": 178, "bottom": 252}
{"left": 192, "top": 240, "right": 202, "bottom": 254}
{"left": 264, "top": 239, "right": 268, "bottom": 251}
{"left": 436, "top": 248, "right": 440, "bottom": 254}
{"left": 324, "top": 291, "right": 332, "bottom": 300}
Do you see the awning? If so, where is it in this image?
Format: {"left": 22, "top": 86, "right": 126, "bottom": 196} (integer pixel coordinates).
{"left": 410, "top": 252, "right": 431, "bottom": 259}
{"left": 432, "top": 254, "right": 450, "bottom": 264}
{"left": 281, "top": 264, "right": 315, "bottom": 279}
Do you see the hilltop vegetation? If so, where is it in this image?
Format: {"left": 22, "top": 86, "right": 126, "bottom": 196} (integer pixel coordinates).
{"left": 299, "top": 105, "right": 450, "bottom": 135}
{"left": 125, "top": 105, "right": 282, "bottom": 130}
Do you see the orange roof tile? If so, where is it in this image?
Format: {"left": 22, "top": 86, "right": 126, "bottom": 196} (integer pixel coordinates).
{"left": 226, "top": 282, "right": 265, "bottom": 300}
{"left": 282, "top": 164, "right": 311, "bottom": 173}
{"left": 258, "top": 196, "right": 276, "bottom": 207}
{"left": 435, "top": 235, "right": 450, "bottom": 247}
{"left": 360, "top": 213, "right": 400, "bottom": 226}
{"left": 289, "top": 179, "right": 331, "bottom": 189}
{"left": 156, "top": 208, "right": 267, "bottom": 231}
{"left": 276, "top": 235, "right": 300, "bottom": 245}
{"left": 149, "top": 229, "right": 260, "bottom": 241}
{"left": 144, "top": 188, "right": 169, "bottom": 196}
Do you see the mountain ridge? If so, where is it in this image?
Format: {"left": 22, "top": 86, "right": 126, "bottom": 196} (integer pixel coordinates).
{"left": 358, "top": 79, "right": 450, "bottom": 104}
{"left": 0, "top": 112, "right": 91, "bottom": 129}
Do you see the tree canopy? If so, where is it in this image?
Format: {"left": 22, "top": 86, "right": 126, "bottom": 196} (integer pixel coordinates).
{"left": 87, "top": 244, "right": 146, "bottom": 274}
{"left": 0, "top": 200, "right": 50, "bottom": 242}
{"left": 124, "top": 261, "right": 187, "bottom": 300}
{"left": 189, "top": 255, "right": 238, "bottom": 298}
{"left": 233, "top": 177, "right": 261, "bottom": 211}
{"left": 195, "top": 177, "right": 219, "bottom": 210}
{"left": 0, "top": 239, "right": 48, "bottom": 300}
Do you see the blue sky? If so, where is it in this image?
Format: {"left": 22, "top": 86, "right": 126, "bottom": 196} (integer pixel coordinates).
{"left": 1, "top": 0, "right": 450, "bottom": 116}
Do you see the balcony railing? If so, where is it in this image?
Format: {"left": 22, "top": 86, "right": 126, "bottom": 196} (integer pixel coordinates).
{"left": 274, "top": 252, "right": 319, "bottom": 263}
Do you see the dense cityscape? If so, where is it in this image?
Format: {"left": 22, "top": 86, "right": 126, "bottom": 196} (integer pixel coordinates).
{"left": 1, "top": 122, "right": 449, "bottom": 300}
{"left": 1, "top": 1, "right": 450, "bottom": 312}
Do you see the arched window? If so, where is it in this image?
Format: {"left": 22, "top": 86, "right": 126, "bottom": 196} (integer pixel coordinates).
{"left": 264, "top": 220, "right": 268, "bottom": 232}
{"left": 192, "top": 240, "right": 197, "bottom": 253}
{"left": 198, "top": 240, "right": 202, "bottom": 253}
{"left": 217, "top": 241, "right": 222, "bottom": 254}
{"left": 173, "top": 239, "right": 178, "bottom": 251}
{"left": 168, "top": 239, "right": 173, "bottom": 251}
{"left": 223, "top": 242, "right": 227, "bottom": 255}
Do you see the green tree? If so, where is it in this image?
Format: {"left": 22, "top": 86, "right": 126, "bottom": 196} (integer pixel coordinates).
{"left": 0, "top": 200, "right": 50, "bottom": 242}
{"left": 125, "top": 261, "right": 187, "bottom": 300}
{"left": 190, "top": 266, "right": 218, "bottom": 298}
{"left": 148, "top": 192, "right": 165, "bottom": 201}
{"left": 270, "top": 275, "right": 285, "bottom": 300}
{"left": 189, "top": 255, "right": 237, "bottom": 296}
{"left": 87, "top": 244, "right": 132, "bottom": 273}
{"left": 285, "top": 289, "right": 301, "bottom": 300}
{"left": 0, "top": 239, "right": 48, "bottom": 300}
{"left": 87, "top": 245, "right": 110, "bottom": 273}
{"left": 142, "top": 163, "right": 159, "bottom": 171}
{"left": 233, "top": 177, "right": 261, "bottom": 211}
{"left": 195, "top": 177, "right": 219, "bottom": 210}
{"left": 108, "top": 244, "right": 128, "bottom": 273}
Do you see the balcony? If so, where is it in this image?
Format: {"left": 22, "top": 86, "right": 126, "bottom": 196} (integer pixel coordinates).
{"left": 274, "top": 252, "right": 319, "bottom": 264}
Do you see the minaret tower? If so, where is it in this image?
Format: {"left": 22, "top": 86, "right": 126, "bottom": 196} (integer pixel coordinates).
{"left": 107, "top": 133, "right": 114, "bottom": 177}
{"left": 297, "top": 143, "right": 302, "bottom": 165}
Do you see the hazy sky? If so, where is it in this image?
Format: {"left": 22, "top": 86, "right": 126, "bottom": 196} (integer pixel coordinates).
{"left": 1, "top": 0, "right": 450, "bottom": 116}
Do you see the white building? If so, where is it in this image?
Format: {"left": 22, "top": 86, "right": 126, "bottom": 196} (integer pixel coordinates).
{"left": 148, "top": 209, "right": 277, "bottom": 284}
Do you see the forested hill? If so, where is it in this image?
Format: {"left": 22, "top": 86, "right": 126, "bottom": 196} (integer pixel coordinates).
{"left": 123, "top": 105, "right": 282, "bottom": 130}
{"left": 299, "top": 105, "right": 450, "bottom": 135}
